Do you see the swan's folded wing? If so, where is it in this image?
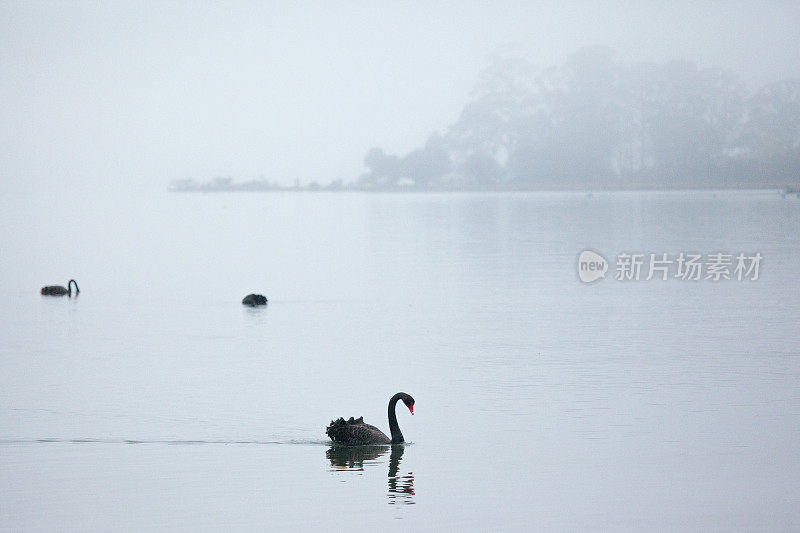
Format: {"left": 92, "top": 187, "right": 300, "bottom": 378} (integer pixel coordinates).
{"left": 326, "top": 418, "right": 390, "bottom": 445}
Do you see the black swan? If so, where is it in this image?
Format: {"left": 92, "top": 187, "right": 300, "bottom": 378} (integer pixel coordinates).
{"left": 242, "top": 294, "right": 267, "bottom": 306}
{"left": 41, "top": 279, "right": 79, "bottom": 297}
{"left": 326, "top": 392, "right": 414, "bottom": 445}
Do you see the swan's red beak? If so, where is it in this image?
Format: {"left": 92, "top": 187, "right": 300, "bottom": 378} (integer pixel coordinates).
{"left": 409, "top": 403, "right": 414, "bottom": 415}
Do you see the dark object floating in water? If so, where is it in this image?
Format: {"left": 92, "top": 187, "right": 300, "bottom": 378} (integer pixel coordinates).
{"left": 242, "top": 293, "right": 268, "bottom": 306}
{"left": 41, "top": 279, "right": 79, "bottom": 297}
{"left": 326, "top": 392, "right": 414, "bottom": 445}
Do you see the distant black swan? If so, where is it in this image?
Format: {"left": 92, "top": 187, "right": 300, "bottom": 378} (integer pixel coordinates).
{"left": 242, "top": 294, "right": 268, "bottom": 306}
{"left": 41, "top": 279, "right": 79, "bottom": 297}
{"left": 326, "top": 392, "right": 414, "bottom": 445}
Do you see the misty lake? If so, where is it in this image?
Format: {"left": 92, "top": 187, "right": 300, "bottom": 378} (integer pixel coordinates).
{"left": 1, "top": 189, "right": 798, "bottom": 530}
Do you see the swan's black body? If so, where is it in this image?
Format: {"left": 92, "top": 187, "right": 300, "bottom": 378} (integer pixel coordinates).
{"left": 41, "top": 279, "right": 79, "bottom": 297}
{"left": 242, "top": 294, "right": 267, "bottom": 306}
{"left": 326, "top": 392, "right": 414, "bottom": 445}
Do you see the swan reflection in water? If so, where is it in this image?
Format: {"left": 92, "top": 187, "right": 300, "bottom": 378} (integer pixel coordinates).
{"left": 326, "top": 444, "right": 415, "bottom": 505}
{"left": 386, "top": 445, "right": 414, "bottom": 505}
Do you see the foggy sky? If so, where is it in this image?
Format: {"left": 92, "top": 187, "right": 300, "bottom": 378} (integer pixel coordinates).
{"left": 2, "top": 1, "right": 799, "bottom": 193}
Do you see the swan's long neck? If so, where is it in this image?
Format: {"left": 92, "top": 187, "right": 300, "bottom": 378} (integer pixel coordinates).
{"left": 68, "top": 280, "right": 79, "bottom": 297}
{"left": 388, "top": 393, "right": 404, "bottom": 444}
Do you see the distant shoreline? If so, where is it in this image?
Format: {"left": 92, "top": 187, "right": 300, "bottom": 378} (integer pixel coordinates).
{"left": 168, "top": 179, "right": 799, "bottom": 195}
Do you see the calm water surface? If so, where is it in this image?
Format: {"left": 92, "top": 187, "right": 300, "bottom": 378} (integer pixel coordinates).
{"left": 1, "top": 189, "right": 799, "bottom": 530}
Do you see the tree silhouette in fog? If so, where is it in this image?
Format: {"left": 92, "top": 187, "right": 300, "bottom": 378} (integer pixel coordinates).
{"left": 359, "top": 46, "right": 800, "bottom": 190}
